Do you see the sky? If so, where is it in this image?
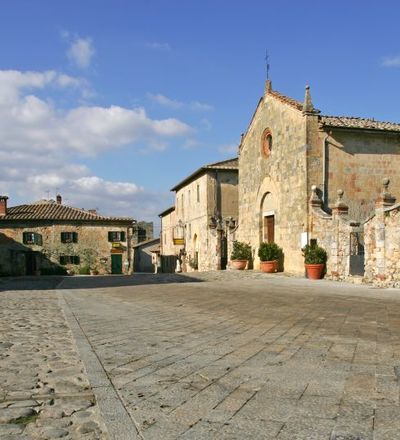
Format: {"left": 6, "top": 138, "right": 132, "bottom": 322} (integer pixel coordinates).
{"left": 1, "top": 0, "right": 400, "bottom": 232}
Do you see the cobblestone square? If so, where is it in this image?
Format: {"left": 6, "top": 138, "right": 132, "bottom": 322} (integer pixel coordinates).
{"left": 1, "top": 272, "right": 400, "bottom": 439}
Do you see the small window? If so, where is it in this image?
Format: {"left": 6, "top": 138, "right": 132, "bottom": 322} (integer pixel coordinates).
{"left": 59, "top": 255, "right": 80, "bottom": 265}
{"left": 261, "top": 128, "right": 273, "bottom": 158}
{"left": 61, "top": 232, "right": 78, "bottom": 243}
{"left": 197, "top": 184, "right": 200, "bottom": 203}
{"left": 108, "top": 231, "right": 126, "bottom": 242}
{"left": 23, "top": 232, "right": 43, "bottom": 246}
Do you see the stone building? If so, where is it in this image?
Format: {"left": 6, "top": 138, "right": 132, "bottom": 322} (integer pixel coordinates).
{"left": 238, "top": 80, "right": 400, "bottom": 274}
{"left": 160, "top": 158, "right": 239, "bottom": 272}
{"left": 132, "top": 221, "right": 153, "bottom": 245}
{"left": 133, "top": 237, "right": 160, "bottom": 273}
{"left": 0, "top": 195, "right": 134, "bottom": 276}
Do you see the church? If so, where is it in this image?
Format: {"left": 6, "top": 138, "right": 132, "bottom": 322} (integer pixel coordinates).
{"left": 237, "top": 80, "right": 400, "bottom": 274}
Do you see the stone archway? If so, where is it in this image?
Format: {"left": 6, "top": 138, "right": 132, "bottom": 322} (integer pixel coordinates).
{"left": 256, "top": 176, "right": 279, "bottom": 245}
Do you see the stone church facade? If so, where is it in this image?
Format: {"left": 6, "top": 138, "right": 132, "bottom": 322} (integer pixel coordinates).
{"left": 238, "top": 80, "right": 400, "bottom": 274}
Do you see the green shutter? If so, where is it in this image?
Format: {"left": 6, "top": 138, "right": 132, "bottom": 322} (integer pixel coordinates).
{"left": 73, "top": 232, "right": 78, "bottom": 243}
{"left": 120, "top": 231, "right": 126, "bottom": 242}
{"left": 61, "top": 232, "right": 65, "bottom": 243}
{"left": 22, "top": 232, "right": 28, "bottom": 244}
{"left": 108, "top": 231, "right": 113, "bottom": 242}
{"left": 60, "top": 256, "right": 66, "bottom": 265}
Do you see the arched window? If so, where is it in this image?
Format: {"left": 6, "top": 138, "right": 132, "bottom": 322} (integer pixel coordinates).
{"left": 261, "top": 128, "right": 273, "bottom": 158}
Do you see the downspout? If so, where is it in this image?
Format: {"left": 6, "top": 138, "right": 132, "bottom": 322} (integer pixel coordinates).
{"left": 322, "top": 134, "right": 329, "bottom": 208}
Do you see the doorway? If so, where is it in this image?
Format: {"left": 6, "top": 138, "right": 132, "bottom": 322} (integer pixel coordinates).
{"left": 264, "top": 215, "right": 275, "bottom": 243}
{"left": 111, "top": 254, "right": 123, "bottom": 274}
{"left": 25, "top": 252, "right": 37, "bottom": 275}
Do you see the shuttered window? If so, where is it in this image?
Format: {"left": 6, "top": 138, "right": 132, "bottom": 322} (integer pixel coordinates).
{"left": 23, "top": 232, "right": 43, "bottom": 246}
{"left": 108, "top": 231, "right": 126, "bottom": 242}
{"left": 61, "top": 232, "right": 78, "bottom": 243}
{"left": 59, "top": 255, "right": 80, "bottom": 265}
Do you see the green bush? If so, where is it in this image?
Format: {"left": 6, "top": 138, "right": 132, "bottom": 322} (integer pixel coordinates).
{"left": 258, "top": 242, "right": 282, "bottom": 262}
{"left": 302, "top": 243, "right": 327, "bottom": 264}
{"left": 79, "top": 266, "right": 90, "bottom": 275}
{"left": 231, "top": 241, "right": 252, "bottom": 261}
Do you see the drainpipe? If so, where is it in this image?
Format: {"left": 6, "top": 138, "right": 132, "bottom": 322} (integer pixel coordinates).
{"left": 322, "top": 134, "right": 329, "bottom": 208}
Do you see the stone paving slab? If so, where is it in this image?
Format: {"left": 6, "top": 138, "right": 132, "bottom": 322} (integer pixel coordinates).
{"left": 56, "top": 272, "right": 400, "bottom": 439}
{"left": 0, "top": 280, "right": 109, "bottom": 439}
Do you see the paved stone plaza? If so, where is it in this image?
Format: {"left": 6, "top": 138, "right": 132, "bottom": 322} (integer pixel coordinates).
{"left": 1, "top": 273, "right": 400, "bottom": 439}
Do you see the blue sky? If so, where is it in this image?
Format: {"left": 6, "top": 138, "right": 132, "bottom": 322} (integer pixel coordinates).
{"left": 1, "top": 0, "right": 399, "bottom": 229}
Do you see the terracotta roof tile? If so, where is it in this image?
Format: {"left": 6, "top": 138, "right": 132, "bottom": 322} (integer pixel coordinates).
{"left": 320, "top": 115, "right": 400, "bottom": 132}
{"left": 0, "top": 201, "right": 133, "bottom": 223}
{"left": 269, "top": 90, "right": 303, "bottom": 111}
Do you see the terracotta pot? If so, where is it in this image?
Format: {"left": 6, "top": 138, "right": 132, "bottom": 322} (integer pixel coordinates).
{"left": 260, "top": 260, "right": 277, "bottom": 273}
{"left": 231, "top": 260, "right": 247, "bottom": 270}
{"left": 305, "top": 263, "right": 325, "bottom": 280}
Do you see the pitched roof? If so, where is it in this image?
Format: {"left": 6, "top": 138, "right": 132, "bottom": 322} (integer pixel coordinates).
{"left": 320, "top": 115, "right": 400, "bottom": 133}
{"left": 158, "top": 206, "right": 175, "bottom": 217}
{"left": 170, "top": 158, "right": 238, "bottom": 191}
{"left": 0, "top": 200, "right": 134, "bottom": 223}
{"left": 132, "top": 237, "right": 160, "bottom": 249}
{"left": 269, "top": 90, "right": 303, "bottom": 111}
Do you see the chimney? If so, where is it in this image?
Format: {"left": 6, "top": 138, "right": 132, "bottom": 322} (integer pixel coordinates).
{"left": 0, "top": 196, "right": 9, "bottom": 216}
{"left": 56, "top": 194, "right": 62, "bottom": 205}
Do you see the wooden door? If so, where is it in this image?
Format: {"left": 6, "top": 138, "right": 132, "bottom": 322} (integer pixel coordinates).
{"left": 264, "top": 215, "right": 275, "bottom": 243}
{"left": 111, "top": 254, "right": 122, "bottom": 274}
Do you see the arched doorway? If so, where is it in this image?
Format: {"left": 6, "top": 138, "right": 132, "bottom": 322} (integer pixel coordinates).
{"left": 260, "top": 192, "right": 275, "bottom": 243}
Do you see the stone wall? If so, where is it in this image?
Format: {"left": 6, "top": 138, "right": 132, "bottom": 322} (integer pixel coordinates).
{"left": 160, "top": 209, "right": 177, "bottom": 257}
{"left": 238, "top": 91, "right": 308, "bottom": 273}
{"left": 317, "top": 130, "right": 400, "bottom": 221}
{"left": 364, "top": 195, "right": 400, "bottom": 287}
{"left": 0, "top": 223, "right": 132, "bottom": 275}
{"left": 309, "top": 187, "right": 359, "bottom": 280}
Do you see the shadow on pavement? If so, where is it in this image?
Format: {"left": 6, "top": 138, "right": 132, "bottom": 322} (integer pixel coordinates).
{"left": 0, "top": 273, "right": 204, "bottom": 291}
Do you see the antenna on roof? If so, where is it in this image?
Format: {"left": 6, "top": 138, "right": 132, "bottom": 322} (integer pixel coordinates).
{"left": 265, "top": 49, "right": 270, "bottom": 80}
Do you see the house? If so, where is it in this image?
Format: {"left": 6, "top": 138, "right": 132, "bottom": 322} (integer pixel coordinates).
{"left": 132, "top": 221, "right": 154, "bottom": 245}
{"left": 133, "top": 237, "right": 160, "bottom": 273}
{"left": 0, "top": 195, "right": 135, "bottom": 276}
{"left": 160, "top": 158, "right": 239, "bottom": 272}
{"left": 237, "top": 80, "right": 400, "bottom": 274}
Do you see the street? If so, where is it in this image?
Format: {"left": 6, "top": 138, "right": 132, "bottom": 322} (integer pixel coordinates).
{"left": 1, "top": 273, "right": 400, "bottom": 439}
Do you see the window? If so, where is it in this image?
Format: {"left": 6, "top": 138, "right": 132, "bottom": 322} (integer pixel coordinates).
{"left": 108, "top": 231, "right": 126, "bottom": 242}
{"left": 188, "top": 190, "right": 191, "bottom": 206}
{"left": 261, "top": 128, "right": 273, "bottom": 158}
{"left": 23, "top": 232, "right": 42, "bottom": 246}
{"left": 59, "top": 255, "right": 80, "bottom": 265}
{"left": 197, "top": 184, "right": 200, "bottom": 203}
{"left": 61, "top": 232, "right": 78, "bottom": 243}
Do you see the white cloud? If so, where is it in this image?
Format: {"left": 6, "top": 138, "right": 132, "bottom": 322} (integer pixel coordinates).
{"left": 144, "top": 42, "right": 171, "bottom": 51}
{"left": 382, "top": 56, "right": 400, "bottom": 67}
{"left": 0, "top": 69, "right": 192, "bottom": 156}
{"left": 147, "top": 93, "right": 183, "bottom": 109}
{"left": 219, "top": 143, "right": 238, "bottom": 154}
{"left": 0, "top": 68, "right": 193, "bottom": 221}
{"left": 67, "top": 37, "right": 95, "bottom": 69}
{"left": 148, "top": 92, "right": 213, "bottom": 112}
{"left": 190, "top": 101, "right": 214, "bottom": 112}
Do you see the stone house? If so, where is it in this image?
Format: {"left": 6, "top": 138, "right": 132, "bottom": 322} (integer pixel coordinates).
{"left": 160, "top": 158, "right": 239, "bottom": 272}
{"left": 238, "top": 80, "right": 400, "bottom": 274}
{"left": 132, "top": 221, "right": 154, "bottom": 245}
{"left": 133, "top": 237, "right": 160, "bottom": 273}
{"left": 0, "top": 195, "right": 134, "bottom": 276}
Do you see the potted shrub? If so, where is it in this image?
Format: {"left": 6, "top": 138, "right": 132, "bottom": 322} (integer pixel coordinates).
{"left": 302, "top": 243, "right": 327, "bottom": 280}
{"left": 230, "top": 241, "right": 251, "bottom": 270}
{"left": 258, "top": 242, "right": 282, "bottom": 273}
